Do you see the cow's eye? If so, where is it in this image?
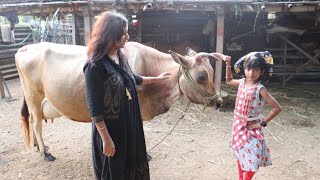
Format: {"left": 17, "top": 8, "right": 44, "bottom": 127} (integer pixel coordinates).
{"left": 197, "top": 73, "right": 206, "bottom": 82}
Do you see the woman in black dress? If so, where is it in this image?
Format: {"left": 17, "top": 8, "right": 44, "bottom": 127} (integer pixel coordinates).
{"left": 84, "top": 11, "right": 170, "bottom": 180}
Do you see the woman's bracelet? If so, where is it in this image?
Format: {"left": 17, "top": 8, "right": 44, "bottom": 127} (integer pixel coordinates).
{"left": 97, "top": 126, "right": 106, "bottom": 131}
{"left": 225, "top": 76, "right": 233, "bottom": 80}
{"left": 226, "top": 66, "right": 231, "bottom": 69}
{"left": 148, "top": 77, "right": 151, "bottom": 84}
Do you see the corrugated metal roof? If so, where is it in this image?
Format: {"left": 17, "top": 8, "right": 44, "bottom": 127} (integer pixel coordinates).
{"left": 2, "top": 0, "right": 320, "bottom": 5}
{"left": 1, "top": 0, "right": 86, "bottom": 4}
{"left": 1, "top": 0, "right": 320, "bottom": 14}
{"left": 4, "top": 0, "right": 319, "bottom": 5}
{"left": 93, "top": 0, "right": 254, "bottom": 2}
{"left": 1, "top": 0, "right": 86, "bottom": 3}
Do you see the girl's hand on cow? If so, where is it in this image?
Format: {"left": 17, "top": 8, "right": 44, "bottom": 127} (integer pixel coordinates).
{"left": 103, "top": 136, "right": 116, "bottom": 157}
{"left": 210, "top": 53, "right": 230, "bottom": 62}
{"left": 224, "top": 56, "right": 232, "bottom": 64}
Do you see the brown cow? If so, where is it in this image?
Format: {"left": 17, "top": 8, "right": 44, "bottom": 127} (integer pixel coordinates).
{"left": 16, "top": 42, "right": 225, "bottom": 161}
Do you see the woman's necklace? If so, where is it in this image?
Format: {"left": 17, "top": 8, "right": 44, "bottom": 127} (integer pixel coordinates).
{"left": 110, "top": 55, "right": 119, "bottom": 65}
{"left": 108, "top": 50, "right": 120, "bottom": 65}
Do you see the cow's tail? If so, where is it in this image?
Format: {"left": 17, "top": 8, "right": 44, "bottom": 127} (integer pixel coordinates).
{"left": 21, "top": 97, "right": 30, "bottom": 146}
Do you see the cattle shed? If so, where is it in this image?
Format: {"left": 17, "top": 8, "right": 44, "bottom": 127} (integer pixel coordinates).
{"left": 1, "top": 0, "right": 320, "bottom": 98}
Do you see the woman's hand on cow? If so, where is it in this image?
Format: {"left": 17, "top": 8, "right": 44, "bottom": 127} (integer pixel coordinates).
{"left": 103, "top": 136, "right": 116, "bottom": 157}
{"left": 143, "top": 72, "right": 171, "bottom": 85}
{"left": 157, "top": 72, "right": 171, "bottom": 80}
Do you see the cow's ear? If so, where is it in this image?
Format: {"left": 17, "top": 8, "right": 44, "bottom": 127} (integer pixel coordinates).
{"left": 169, "top": 50, "right": 191, "bottom": 68}
{"left": 195, "top": 56, "right": 204, "bottom": 64}
{"left": 186, "top": 47, "right": 197, "bottom": 57}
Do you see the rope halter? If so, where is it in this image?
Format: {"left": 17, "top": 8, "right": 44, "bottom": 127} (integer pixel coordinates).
{"left": 179, "top": 65, "right": 220, "bottom": 107}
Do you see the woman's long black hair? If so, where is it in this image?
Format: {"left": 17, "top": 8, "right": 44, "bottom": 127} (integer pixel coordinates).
{"left": 87, "top": 11, "right": 128, "bottom": 63}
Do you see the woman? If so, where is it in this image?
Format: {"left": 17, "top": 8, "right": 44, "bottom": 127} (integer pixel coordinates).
{"left": 84, "top": 11, "right": 170, "bottom": 180}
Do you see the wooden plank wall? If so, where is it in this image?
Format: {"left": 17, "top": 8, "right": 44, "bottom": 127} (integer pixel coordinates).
{"left": 0, "top": 25, "right": 33, "bottom": 81}
{"left": 138, "top": 11, "right": 213, "bottom": 54}
{"left": 0, "top": 24, "right": 33, "bottom": 98}
{"left": 0, "top": 25, "right": 33, "bottom": 66}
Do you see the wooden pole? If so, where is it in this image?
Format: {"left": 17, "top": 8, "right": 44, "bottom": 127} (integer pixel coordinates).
{"left": 0, "top": 72, "right": 5, "bottom": 99}
{"left": 283, "top": 41, "right": 287, "bottom": 87}
{"left": 137, "top": 15, "right": 142, "bottom": 43}
{"left": 72, "top": 13, "right": 78, "bottom": 45}
{"left": 82, "top": 6, "right": 92, "bottom": 45}
{"left": 215, "top": 7, "right": 225, "bottom": 94}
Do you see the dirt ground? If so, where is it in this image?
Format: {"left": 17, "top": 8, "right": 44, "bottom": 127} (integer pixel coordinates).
{"left": 1, "top": 78, "right": 320, "bottom": 180}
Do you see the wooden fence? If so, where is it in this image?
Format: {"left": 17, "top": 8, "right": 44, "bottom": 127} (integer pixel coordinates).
{"left": 0, "top": 24, "right": 33, "bottom": 98}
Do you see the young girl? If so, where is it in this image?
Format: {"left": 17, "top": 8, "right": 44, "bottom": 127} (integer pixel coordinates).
{"left": 224, "top": 52, "right": 282, "bottom": 180}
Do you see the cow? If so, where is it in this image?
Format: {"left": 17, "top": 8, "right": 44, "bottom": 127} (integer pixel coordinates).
{"left": 15, "top": 41, "right": 225, "bottom": 161}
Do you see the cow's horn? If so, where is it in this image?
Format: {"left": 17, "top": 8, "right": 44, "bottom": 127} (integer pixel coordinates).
{"left": 196, "top": 52, "right": 221, "bottom": 61}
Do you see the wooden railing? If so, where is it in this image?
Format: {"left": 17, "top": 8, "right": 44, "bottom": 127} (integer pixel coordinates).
{"left": 0, "top": 24, "right": 34, "bottom": 98}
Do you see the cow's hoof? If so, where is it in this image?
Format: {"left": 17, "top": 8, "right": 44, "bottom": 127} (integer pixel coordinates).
{"left": 44, "top": 152, "right": 56, "bottom": 161}
{"left": 34, "top": 144, "right": 39, "bottom": 151}
{"left": 147, "top": 154, "right": 152, "bottom": 161}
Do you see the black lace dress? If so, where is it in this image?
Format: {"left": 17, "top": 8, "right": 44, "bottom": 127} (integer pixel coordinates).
{"left": 84, "top": 51, "right": 150, "bottom": 180}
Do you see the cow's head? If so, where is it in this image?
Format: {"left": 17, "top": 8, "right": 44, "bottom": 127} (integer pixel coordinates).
{"left": 169, "top": 48, "right": 223, "bottom": 108}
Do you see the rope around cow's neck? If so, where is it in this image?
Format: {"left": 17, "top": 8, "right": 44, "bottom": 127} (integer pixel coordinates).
{"left": 177, "top": 66, "right": 183, "bottom": 95}
{"left": 147, "top": 101, "right": 190, "bottom": 153}
{"left": 108, "top": 156, "right": 112, "bottom": 180}
{"left": 147, "top": 64, "right": 218, "bottom": 153}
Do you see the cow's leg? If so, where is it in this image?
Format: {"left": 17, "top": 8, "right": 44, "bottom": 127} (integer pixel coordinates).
{"left": 30, "top": 114, "right": 39, "bottom": 151}
{"left": 33, "top": 132, "right": 39, "bottom": 151}
{"left": 31, "top": 114, "right": 56, "bottom": 161}
{"left": 29, "top": 114, "right": 42, "bottom": 153}
{"left": 26, "top": 95, "right": 56, "bottom": 161}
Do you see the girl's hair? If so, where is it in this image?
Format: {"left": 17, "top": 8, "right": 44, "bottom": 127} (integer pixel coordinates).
{"left": 243, "top": 54, "right": 267, "bottom": 82}
{"left": 87, "top": 11, "right": 128, "bottom": 63}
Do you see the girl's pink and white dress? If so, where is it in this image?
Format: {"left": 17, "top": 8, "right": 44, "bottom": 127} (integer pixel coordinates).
{"left": 231, "top": 78, "right": 272, "bottom": 172}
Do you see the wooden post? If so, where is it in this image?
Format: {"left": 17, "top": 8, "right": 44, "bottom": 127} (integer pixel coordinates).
{"left": 31, "top": 25, "right": 37, "bottom": 43}
{"left": 0, "top": 72, "right": 5, "bottom": 99}
{"left": 137, "top": 15, "right": 142, "bottom": 43}
{"left": 82, "top": 6, "right": 92, "bottom": 46}
{"left": 215, "top": 7, "right": 225, "bottom": 94}
{"left": 283, "top": 40, "right": 287, "bottom": 87}
{"left": 208, "top": 17, "right": 216, "bottom": 51}
{"left": 49, "top": 12, "right": 55, "bottom": 43}
{"left": 72, "top": 13, "right": 78, "bottom": 45}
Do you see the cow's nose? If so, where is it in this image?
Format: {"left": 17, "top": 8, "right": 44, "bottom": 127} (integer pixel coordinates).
{"left": 208, "top": 97, "right": 223, "bottom": 109}
{"left": 216, "top": 101, "right": 223, "bottom": 109}
{"left": 215, "top": 97, "right": 223, "bottom": 109}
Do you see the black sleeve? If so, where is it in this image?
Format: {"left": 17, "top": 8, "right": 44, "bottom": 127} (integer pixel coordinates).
{"left": 134, "top": 74, "right": 143, "bottom": 85}
{"left": 83, "top": 63, "right": 105, "bottom": 123}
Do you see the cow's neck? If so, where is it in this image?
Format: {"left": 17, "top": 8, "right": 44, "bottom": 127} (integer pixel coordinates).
{"left": 138, "top": 49, "right": 183, "bottom": 121}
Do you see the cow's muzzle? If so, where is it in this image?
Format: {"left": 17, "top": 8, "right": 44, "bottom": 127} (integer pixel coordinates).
{"left": 208, "top": 96, "right": 223, "bottom": 109}
{"left": 216, "top": 97, "right": 224, "bottom": 109}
